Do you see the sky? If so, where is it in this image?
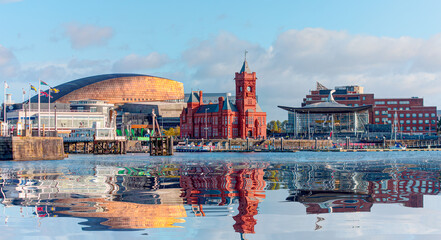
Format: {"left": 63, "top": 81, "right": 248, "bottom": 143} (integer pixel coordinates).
{"left": 2, "top": 0, "right": 441, "bottom": 120}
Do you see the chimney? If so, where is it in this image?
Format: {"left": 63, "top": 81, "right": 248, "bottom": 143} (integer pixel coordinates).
{"left": 199, "top": 91, "right": 203, "bottom": 105}
{"left": 218, "top": 97, "right": 224, "bottom": 112}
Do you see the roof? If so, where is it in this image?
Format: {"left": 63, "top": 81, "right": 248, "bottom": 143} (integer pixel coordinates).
{"left": 31, "top": 73, "right": 161, "bottom": 103}
{"left": 240, "top": 60, "right": 251, "bottom": 74}
{"left": 222, "top": 97, "right": 238, "bottom": 112}
{"left": 278, "top": 104, "right": 372, "bottom": 114}
{"left": 196, "top": 104, "right": 219, "bottom": 113}
{"left": 187, "top": 91, "right": 200, "bottom": 103}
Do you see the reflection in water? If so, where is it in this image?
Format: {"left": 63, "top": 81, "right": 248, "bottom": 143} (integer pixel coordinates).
{"left": 1, "top": 155, "right": 441, "bottom": 238}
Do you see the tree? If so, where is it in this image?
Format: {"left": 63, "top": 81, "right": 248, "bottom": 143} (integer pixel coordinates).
{"left": 163, "top": 127, "right": 180, "bottom": 137}
{"left": 272, "top": 121, "right": 279, "bottom": 133}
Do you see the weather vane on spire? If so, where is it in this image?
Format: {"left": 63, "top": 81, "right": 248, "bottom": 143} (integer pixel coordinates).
{"left": 244, "top": 50, "right": 248, "bottom": 61}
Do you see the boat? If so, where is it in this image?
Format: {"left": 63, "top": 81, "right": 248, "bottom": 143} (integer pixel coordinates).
{"left": 175, "top": 145, "right": 212, "bottom": 152}
{"left": 389, "top": 111, "right": 406, "bottom": 150}
{"left": 390, "top": 142, "right": 406, "bottom": 150}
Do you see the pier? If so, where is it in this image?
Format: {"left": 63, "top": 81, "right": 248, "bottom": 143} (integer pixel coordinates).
{"left": 0, "top": 136, "right": 65, "bottom": 161}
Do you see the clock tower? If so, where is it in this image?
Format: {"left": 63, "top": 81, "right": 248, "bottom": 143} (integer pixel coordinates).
{"left": 235, "top": 52, "right": 258, "bottom": 138}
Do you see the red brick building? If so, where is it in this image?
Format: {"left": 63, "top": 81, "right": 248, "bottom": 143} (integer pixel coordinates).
{"left": 180, "top": 59, "right": 267, "bottom": 139}
{"left": 302, "top": 83, "right": 437, "bottom": 134}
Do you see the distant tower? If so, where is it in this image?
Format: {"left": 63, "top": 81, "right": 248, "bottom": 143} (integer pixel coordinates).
{"left": 235, "top": 51, "right": 258, "bottom": 138}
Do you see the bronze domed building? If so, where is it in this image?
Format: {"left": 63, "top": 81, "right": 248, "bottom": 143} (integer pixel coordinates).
{"left": 32, "top": 74, "right": 184, "bottom": 104}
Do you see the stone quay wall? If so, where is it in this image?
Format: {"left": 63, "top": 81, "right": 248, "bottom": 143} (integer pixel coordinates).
{"left": 0, "top": 137, "right": 65, "bottom": 161}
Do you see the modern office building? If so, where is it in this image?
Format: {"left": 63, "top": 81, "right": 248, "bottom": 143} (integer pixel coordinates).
{"left": 180, "top": 58, "right": 267, "bottom": 139}
{"left": 291, "top": 82, "right": 437, "bottom": 134}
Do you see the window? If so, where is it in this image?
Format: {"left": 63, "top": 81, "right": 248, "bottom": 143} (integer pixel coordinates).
{"left": 406, "top": 113, "right": 410, "bottom": 117}
{"left": 382, "top": 118, "right": 388, "bottom": 122}
{"left": 419, "top": 127, "right": 423, "bottom": 131}
{"left": 412, "top": 127, "right": 416, "bottom": 131}
{"left": 418, "top": 120, "right": 423, "bottom": 124}
{"left": 412, "top": 113, "right": 417, "bottom": 117}
{"left": 387, "top": 114, "right": 392, "bottom": 117}
{"left": 354, "top": 104, "right": 359, "bottom": 107}
{"left": 412, "top": 120, "right": 417, "bottom": 124}
{"left": 406, "top": 120, "right": 410, "bottom": 124}
{"left": 382, "top": 111, "right": 388, "bottom": 115}
{"left": 400, "top": 120, "right": 404, "bottom": 124}
{"left": 90, "top": 107, "right": 97, "bottom": 112}
{"left": 399, "top": 108, "right": 403, "bottom": 110}
{"left": 425, "top": 120, "right": 429, "bottom": 124}
{"left": 348, "top": 104, "right": 352, "bottom": 106}
{"left": 425, "top": 113, "right": 429, "bottom": 117}
{"left": 399, "top": 101, "right": 410, "bottom": 104}
{"left": 393, "top": 108, "right": 397, "bottom": 110}
{"left": 399, "top": 114, "right": 404, "bottom": 117}
{"left": 362, "top": 96, "right": 366, "bottom": 100}
{"left": 406, "top": 127, "right": 411, "bottom": 130}
{"left": 405, "top": 107, "right": 410, "bottom": 110}
{"left": 375, "top": 101, "right": 385, "bottom": 105}
{"left": 431, "top": 113, "right": 436, "bottom": 117}
{"left": 432, "top": 120, "right": 437, "bottom": 124}
{"left": 418, "top": 113, "right": 423, "bottom": 117}
{"left": 375, "top": 118, "right": 380, "bottom": 123}
{"left": 387, "top": 101, "right": 398, "bottom": 104}
{"left": 375, "top": 111, "right": 380, "bottom": 115}
{"left": 388, "top": 108, "right": 391, "bottom": 110}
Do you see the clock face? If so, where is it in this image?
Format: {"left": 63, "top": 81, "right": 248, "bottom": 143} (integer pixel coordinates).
{"left": 247, "top": 86, "right": 251, "bottom": 92}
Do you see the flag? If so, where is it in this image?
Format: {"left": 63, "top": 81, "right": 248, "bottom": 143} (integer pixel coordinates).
{"left": 22, "top": 88, "right": 26, "bottom": 95}
{"left": 40, "top": 80, "right": 49, "bottom": 86}
{"left": 4, "top": 81, "right": 9, "bottom": 89}
{"left": 30, "top": 85, "right": 37, "bottom": 92}
{"left": 50, "top": 88, "right": 60, "bottom": 93}
{"left": 40, "top": 91, "right": 49, "bottom": 97}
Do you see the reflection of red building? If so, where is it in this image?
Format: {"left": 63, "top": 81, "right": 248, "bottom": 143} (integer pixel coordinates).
{"left": 369, "top": 170, "right": 441, "bottom": 208}
{"left": 180, "top": 58, "right": 267, "bottom": 139}
{"left": 180, "top": 163, "right": 267, "bottom": 235}
{"left": 293, "top": 170, "right": 441, "bottom": 214}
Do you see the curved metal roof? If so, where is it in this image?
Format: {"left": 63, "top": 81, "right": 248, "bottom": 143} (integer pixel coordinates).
{"left": 30, "top": 73, "right": 166, "bottom": 103}
{"left": 278, "top": 104, "right": 372, "bottom": 114}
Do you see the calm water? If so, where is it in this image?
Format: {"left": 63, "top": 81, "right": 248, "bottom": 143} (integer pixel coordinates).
{"left": 1, "top": 152, "right": 441, "bottom": 240}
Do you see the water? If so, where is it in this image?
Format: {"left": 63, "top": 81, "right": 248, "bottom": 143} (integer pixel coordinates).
{"left": 1, "top": 152, "right": 441, "bottom": 240}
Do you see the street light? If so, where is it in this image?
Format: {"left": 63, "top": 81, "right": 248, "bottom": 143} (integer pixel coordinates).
{"left": 205, "top": 108, "right": 208, "bottom": 139}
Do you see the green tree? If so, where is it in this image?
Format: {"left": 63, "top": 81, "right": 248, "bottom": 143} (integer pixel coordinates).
{"left": 272, "top": 121, "right": 279, "bottom": 133}
{"left": 164, "top": 127, "right": 180, "bottom": 137}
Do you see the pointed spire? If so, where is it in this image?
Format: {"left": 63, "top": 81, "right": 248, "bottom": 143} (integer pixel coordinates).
{"left": 240, "top": 50, "right": 251, "bottom": 73}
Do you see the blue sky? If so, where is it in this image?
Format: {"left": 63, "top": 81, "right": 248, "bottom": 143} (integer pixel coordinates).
{"left": 2, "top": 0, "right": 441, "bottom": 120}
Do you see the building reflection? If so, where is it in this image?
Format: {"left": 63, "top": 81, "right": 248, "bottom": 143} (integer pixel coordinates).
{"left": 281, "top": 161, "right": 441, "bottom": 214}
{"left": 180, "top": 162, "right": 267, "bottom": 235}
{"left": 1, "top": 158, "right": 441, "bottom": 235}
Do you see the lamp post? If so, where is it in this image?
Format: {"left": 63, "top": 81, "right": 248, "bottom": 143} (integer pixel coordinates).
{"left": 54, "top": 105, "right": 57, "bottom": 133}
{"left": 205, "top": 108, "right": 208, "bottom": 139}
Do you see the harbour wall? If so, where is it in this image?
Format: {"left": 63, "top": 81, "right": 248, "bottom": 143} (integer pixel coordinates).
{"left": 0, "top": 137, "right": 65, "bottom": 161}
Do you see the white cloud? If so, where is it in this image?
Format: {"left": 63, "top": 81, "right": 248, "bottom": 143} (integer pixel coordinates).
{"left": 112, "top": 52, "right": 170, "bottom": 72}
{"left": 0, "top": 44, "right": 19, "bottom": 78}
{"left": 63, "top": 23, "right": 113, "bottom": 49}
{"left": 179, "top": 28, "right": 441, "bottom": 120}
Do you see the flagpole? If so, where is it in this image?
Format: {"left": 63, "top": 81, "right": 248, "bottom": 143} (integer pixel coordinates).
{"left": 22, "top": 88, "right": 25, "bottom": 132}
{"left": 48, "top": 88, "right": 51, "bottom": 130}
{"left": 38, "top": 80, "right": 41, "bottom": 137}
{"left": 28, "top": 84, "right": 31, "bottom": 133}
{"left": 3, "top": 81, "right": 6, "bottom": 136}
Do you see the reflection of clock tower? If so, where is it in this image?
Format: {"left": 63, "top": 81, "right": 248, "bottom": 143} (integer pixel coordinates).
{"left": 235, "top": 52, "right": 257, "bottom": 139}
